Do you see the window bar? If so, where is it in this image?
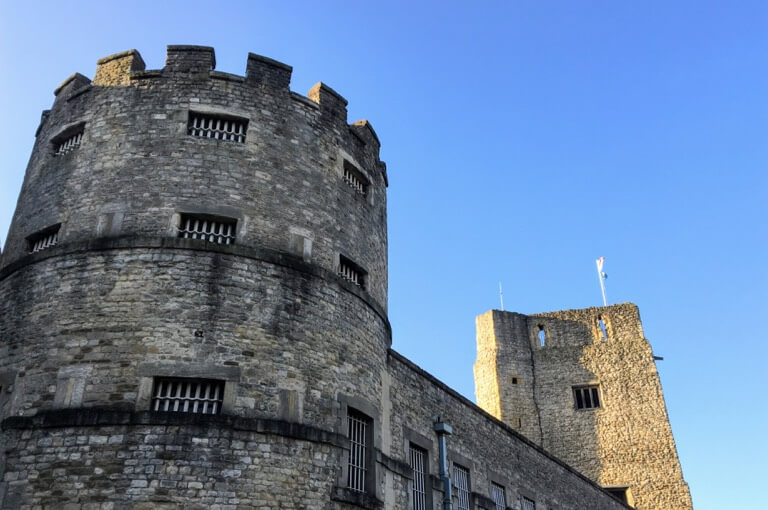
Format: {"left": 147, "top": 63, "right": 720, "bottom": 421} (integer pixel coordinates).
{"left": 31, "top": 231, "right": 58, "bottom": 253}
{"left": 410, "top": 446, "right": 426, "bottom": 510}
{"left": 347, "top": 413, "right": 367, "bottom": 492}
{"left": 191, "top": 382, "right": 201, "bottom": 414}
{"left": 454, "top": 465, "right": 470, "bottom": 510}
{"left": 491, "top": 483, "right": 506, "bottom": 510}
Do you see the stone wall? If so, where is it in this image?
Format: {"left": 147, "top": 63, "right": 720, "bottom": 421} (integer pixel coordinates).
{"left": 474, "top": 304, "right": 693, "bottom": 509}
{"left": 386, "top": 351, "right": 629, "bottom": 510}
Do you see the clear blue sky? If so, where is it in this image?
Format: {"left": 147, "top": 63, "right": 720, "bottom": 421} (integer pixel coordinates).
{"left": 1, "top": 2, "right": 766, "bottom": 508}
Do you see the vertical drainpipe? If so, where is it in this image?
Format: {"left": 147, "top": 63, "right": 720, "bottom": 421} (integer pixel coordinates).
{"left": 434, "top": 418, "right": 453, "bottom": 510}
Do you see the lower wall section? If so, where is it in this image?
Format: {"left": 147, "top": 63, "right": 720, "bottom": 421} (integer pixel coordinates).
{"left": 1, "top": 411, "right": 344, "bottom": 509}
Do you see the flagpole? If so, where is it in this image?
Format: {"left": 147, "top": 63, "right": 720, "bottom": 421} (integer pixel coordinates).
{"left": 596, "top": 258, "right": 607, "bottom": 307}
{"left": 499, "top": 282, "right": 504, "bottom": 311}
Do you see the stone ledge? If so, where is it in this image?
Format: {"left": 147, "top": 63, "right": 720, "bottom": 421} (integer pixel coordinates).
{"left": 375, "top": 450, "right": 412, "bottom": 479}
{"left": 1, "top": 407, "right": 348, "bottom": 448}
{"left": 330, "top": 486, "right": 383, "bottom": 509}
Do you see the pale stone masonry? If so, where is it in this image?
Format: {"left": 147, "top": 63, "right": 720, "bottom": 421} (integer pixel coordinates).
{"left": 474, "top": 304, "right": 694, "bottom": 510}
{"left": 0, "top": 45, "right": 676, "bottom": 509}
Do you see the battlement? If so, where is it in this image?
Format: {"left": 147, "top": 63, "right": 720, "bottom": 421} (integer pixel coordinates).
{"left": 531, "top": 302, "right": 644, "bottom": 345}
{"left": 52, "top": 45, "right": 374, "bottom": 144}
{"left": 478, "top": 303, "right": 645, "bottom": 352}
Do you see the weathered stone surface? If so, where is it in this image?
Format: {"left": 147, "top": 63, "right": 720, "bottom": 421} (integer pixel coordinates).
{"left": 475, "top": 304, "right": 694, "bottom": 510}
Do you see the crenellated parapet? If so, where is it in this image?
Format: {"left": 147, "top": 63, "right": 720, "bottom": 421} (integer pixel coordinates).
{"left": 7, "top": 45, "right": 389, "bottom": 311}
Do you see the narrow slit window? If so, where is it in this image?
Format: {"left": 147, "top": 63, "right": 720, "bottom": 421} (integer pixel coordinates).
{"left": 409, "top": 444, "right": 427, "bottom": 510}
{"left": 573, "top": 385, "right": 601, "bottom": 410}
{"left": 178, "top": 214, "right": 237, "bottom": 245}
{"left": 27, "top": 224, "right": 61, "bottom": 253}
{"left": 347, "top": 408, "right": 372, "bottom": 493}
{"left": 453, "top": 464, "right": 471, "bottom": 510}
{"left": 537, "top": 325, "right": 546, "bottom": 347}
{"left": 151, "top": 378, "right": 224, "bottom": 415}
{"left": 188, "top": 112, "right": 248, "bottom": 143}
{"left": 338, "top": 255, "right": 366, "bottom": 289}
{"left": 53, "top": 125, "right": 85, "bottom": 156}
{"left": 343, "top": 160, "right": 369, "bottom": 196}
{"left": 598, "top": 316, "right": 608, "bottom": 339}
{"left": 491, "top": 482, "right": 506, "bottom": 510}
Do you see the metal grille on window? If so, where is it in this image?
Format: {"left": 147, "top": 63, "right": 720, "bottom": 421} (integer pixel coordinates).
{"left": 453, "top": 464, "right": 471, "bottom": 510}
{"left": 491, "top": 483, "right": 506, "bottom": 510}
{"left": 347, "top": 409, "right": 369, "bottom": 492}
{"left": 54, "top": 130, "right": 83, "bottom": 156}
{"left": 338, "top": 257, "right": 364, "bottom": 288}
{"left": 178, "top": 215, "right": 236, "bottom": 245}
{"left": 573, "top": 385, "right": 601, "bottom": 410}
{"left": 522, "top": 497, "right": 536, "bottom": 510}
{"left": 343, "top": 162, "right": 367, "bottom": 195}
{"left": 410, "top": 444, "right": 427, "bottom": 510}
{"left": 188, "top": 113, "right": 247, "bottom": 143}
{"left": 152, "top": 378, "right": 224, "bottom": 415}
{"left": 30, "top": 229, "right": 59, "bottom": 253}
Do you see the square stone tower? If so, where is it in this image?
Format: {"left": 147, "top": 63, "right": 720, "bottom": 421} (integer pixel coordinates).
{"left": 474, "top": 303, "right": 693, "bottom": 509}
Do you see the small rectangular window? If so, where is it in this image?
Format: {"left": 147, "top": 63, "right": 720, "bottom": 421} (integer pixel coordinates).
{"left": 178, "top": 214, "right": 237, "bottom": 245}
{"left": 409, "top": 444, "right": 428, "bottom": 510}
{"left": 343, "top": 160, "right": 369, "bottom": 196}
{"left": 491, "top": 483, "right": 506, "bottom": 510}
{"left": 338, "top": 255, "right": 366, "bottom": 289}
{"left": 522, "top": 497, "right": 536, "bottom": 510}
{"left": 453, "top": 464, "right": 471, "bottom": 510}
{"left": 27, "top": 224, "right": 61, "bottom": 253}
{"left": 53, "top": 126, "right": 84, "bottom": 156}
{"left": 573, "top": 385, "right": 601, "bottom": 410}
{"left": 151, "top": 377, "right": 224, "bottom": 415}
{"left": 347, "top": 408, "right": 372, "bottom": 493}
{"left": 605, "top": 487, "right": 630, "bottom": 504}
{"left": 188, "top": 112, "right": 248, "bottom": 143}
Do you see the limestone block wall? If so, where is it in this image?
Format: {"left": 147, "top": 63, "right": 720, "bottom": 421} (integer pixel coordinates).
{"left": 0, "top": 46, "right": 391, "bottom": 509}
{"left": 386, "top": 351, "right": 629, "bottom": 510}
{"left": 474, "top": 304, "right": 693, "bottom": 510}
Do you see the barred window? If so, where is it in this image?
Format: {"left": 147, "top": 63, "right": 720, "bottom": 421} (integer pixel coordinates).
{"left": 188, "top": 112, "right": 248, "bottom": 143}
{"left": 573, "top": 385, "right": 601, "bottom": 410}
{"left": 178, "top": 214, "right": 236, "bottom": 245}
{"left": 338, "top": 255, "right": 366, "bottom": 289}
{"left": 343, "top": 160, "right": 369, "bottom": 196}
{"left": 53, "top": 126, "right": 84, "bottom": 156}
{"left": 522, "top": 497, "right": 536, "bottom": 510}
{"left": 453, "top": 464, "right": 471, "bottom": 510}
{"left": 151, "top": 378, "right": 224, "bottom": 415}
{"left": 347, "top": 408, "right": 372, "bottom": 492}
{"left": 409, "top": 444, "right": 427, "bottom": 510}
{"left": 491, "top": 482, "right": 506, "bottom": 510}
{"left": 27, "top": 224, "right": 60, "bottom": 253}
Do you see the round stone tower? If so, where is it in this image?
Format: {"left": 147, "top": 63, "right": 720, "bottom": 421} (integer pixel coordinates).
{"left": 0, "top": 46, "right": 389, "bottom": 508}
